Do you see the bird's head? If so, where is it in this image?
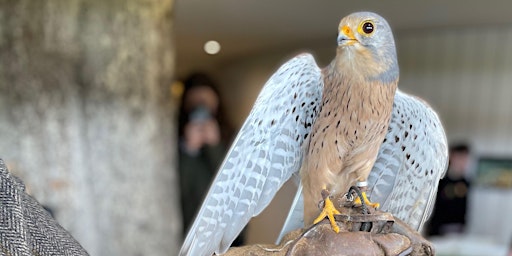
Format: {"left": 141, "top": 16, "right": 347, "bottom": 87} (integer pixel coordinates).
{"left": 335, "top": 12, "right": 398, "bottom": 83}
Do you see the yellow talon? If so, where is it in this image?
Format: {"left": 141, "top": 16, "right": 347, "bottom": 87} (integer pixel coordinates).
{"left": 313, "top": 196, "right": 341, "bottom": 233}
{"left": 354, "top": 191, "right": 380, "bottom": 209}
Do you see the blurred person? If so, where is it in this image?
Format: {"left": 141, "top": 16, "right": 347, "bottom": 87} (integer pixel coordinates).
{"left": 177, "top": 73, "right": 244, "bottom": 245}
{"left": 178, "top": 73, "right": 225, "bottom": 230}
{"left": 428, "top": 143, "right": 472, "bottom": 236}
{"left": 508, "top": 238, "right": 512, "bottom": 256}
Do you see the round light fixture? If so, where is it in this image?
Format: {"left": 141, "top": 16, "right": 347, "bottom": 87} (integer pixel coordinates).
{"left": 204, "top": 40, "right": 221, "bottom": 55}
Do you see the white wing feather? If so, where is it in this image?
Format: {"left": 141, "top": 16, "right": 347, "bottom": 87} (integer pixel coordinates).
{"left": 179, "top": 54, "right": 324, "bottom": 256}
{"left": 276, "top": 183, "right": 304, "bottom": 244}
{"left": 278, "top": 89, "right": 448, "bottom": 241}
{"left": 367, "top": 89, "right": 448, "bottom": 231}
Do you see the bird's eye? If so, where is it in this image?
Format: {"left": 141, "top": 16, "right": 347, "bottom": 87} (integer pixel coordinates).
{"left": 359, "top": 21, "right": 375, "bottom": 35}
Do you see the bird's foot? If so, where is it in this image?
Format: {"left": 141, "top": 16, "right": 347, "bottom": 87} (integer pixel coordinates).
{"left": 353, "top": 191, "right": 380, "bottom": 209}
{"left": 353, "top": 181, "right": 380, "bottom": 209}
{"left": 313, "top": 189, "right": 341, "bottom": 233}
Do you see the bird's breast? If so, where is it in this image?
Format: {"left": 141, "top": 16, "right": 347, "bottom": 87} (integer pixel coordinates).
{"left": 303, "top": 72, "right": 397, "bottom": 185}
{"left": 300, "top": 69, "right": 397, "bottom": 225}
{"left": 310, "top": 73, "right": 396, "bottom": 153}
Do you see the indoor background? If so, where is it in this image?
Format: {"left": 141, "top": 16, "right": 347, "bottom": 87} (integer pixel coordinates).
{"left": 0, "top": 0, "right": 511, "bottom": 255}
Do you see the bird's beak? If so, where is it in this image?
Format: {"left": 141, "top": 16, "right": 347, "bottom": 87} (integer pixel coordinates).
{"left": 338, "top": 25, "right": 357, "bottom": 46}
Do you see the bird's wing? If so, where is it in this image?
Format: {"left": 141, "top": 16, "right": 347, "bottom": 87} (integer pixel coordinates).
{"left": 367, "top": 89, "right": 448, "bottom": 231}
{"left": 276, "top": 182, "right": 304, "bottom": 244}
{"left": 277, "top": 89, "right": 448, "bottom": 240}
{"left": 179, "top": 53, "right": 324, "bottom": 256}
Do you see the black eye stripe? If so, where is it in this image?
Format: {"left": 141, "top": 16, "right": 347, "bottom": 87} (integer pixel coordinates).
{"left": 362, "top": 22, "right": 374, "bottom": 34}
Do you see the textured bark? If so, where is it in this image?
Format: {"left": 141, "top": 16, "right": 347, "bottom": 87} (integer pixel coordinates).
{"left": 0, "top": 1, "right": 179, "bottom": 255}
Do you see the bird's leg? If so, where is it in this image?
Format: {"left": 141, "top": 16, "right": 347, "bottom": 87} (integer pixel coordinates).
{"left": 353, "top": 180, "right": 380, "bottom": 209}
{"left": 313, "top": 186, "right": 341, "bottom": 233}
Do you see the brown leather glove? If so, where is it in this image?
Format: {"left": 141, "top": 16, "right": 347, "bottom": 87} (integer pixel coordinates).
{"left": 224, "top": 208, "right": 433, "bottom": 256}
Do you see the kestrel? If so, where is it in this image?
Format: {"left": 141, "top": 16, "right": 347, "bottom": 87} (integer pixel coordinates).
{"left": 180, "top": 12, "right": 448, "bottom": 256}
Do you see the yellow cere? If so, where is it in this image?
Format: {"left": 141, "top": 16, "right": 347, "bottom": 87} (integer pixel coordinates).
{"left": 341, "top": 25, "right": 356, "bottom": 39}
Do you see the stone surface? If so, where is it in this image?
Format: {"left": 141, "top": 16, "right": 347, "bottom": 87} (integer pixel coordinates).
{"left": 0, "top": 1, "right": 179, "bottom": 255}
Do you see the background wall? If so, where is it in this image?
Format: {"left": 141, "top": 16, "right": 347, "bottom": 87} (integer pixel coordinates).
{"left": 398, "top": 27, "right": 512, "bottom": 157}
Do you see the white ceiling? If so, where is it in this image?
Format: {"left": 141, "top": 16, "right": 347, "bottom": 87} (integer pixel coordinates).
{"left": 174, "top": 0, "right": 512, "bottom": 77}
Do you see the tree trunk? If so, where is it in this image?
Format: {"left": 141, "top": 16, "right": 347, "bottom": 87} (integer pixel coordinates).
{"left": 0, "top": 1, "right": 179, "bottom": 255}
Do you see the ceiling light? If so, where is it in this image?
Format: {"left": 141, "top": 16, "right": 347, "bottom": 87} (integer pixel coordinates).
{"left": 204, "top": 40, "right": 221, "bottom": 55}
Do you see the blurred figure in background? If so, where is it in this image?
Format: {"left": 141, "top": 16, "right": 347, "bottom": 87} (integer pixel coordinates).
{"left": 428, "top": 143, "right": 472, "bottom": 236}
{"left": 177, "top": 73, "right": 244, "bottom": 245}
{"left": 178, "top": 73, "right": 225, "bottom": 231}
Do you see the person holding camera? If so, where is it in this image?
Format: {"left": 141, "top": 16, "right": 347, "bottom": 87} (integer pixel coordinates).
{"left": 177, "top": 73, "right": 232, "bottom": 237}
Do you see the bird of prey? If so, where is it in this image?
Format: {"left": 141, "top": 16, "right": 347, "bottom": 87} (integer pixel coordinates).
{"left": 179, "top": 11, "right": 448, "bottom": 256}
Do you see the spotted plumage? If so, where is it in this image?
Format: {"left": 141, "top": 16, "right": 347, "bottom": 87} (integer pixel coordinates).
{"left": 367, "top": 92, "right": 448, "bottom": 231}
{"left": 180, "top": 54, "right": 324, "bottom": 256}
{"left": 301, "top": 11, "right": 399, "bottom": 226}
{"left": 180, "top": 12, "right": 448, "bottom": 256}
